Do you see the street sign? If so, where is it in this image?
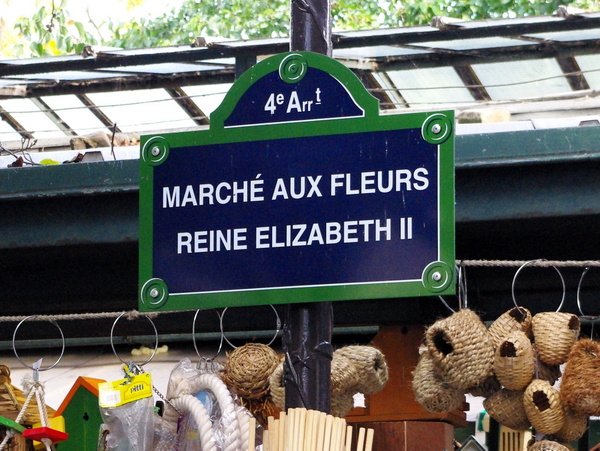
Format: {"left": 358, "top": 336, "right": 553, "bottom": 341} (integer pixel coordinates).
{"left": 139, "top": 51, "right": 455, "bottom": 311}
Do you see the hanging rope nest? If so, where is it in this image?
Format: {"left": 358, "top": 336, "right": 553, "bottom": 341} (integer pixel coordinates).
{"left": 268, "top": 345, "right": 389, "bottom": 418}
{"left": 488, "top": 306, "right": 533, "bottom": 349}
{"left": 220, "top": 343, "right": 282, "bottom": 400}
{"left": 483, "top": 388, "right": 531, "bottom": 431}
{"left": 333, "top": 346, "right": 388, "bottom": 395}
{"left": 531, "top": 312, "right": 580, "bottom": 366}
{"left": 523, "top": 379, "right": 565, "bottom": 435}
{"left": 494, "top": 330, "right": 535, "bottom": 391}
{"left": 425, "top": 309, "right": 495, "bottom": 390}
{"left": 559, "top": 338, "right": 600, "bottom": 416}
{"left": 412, "top": 350, "right": 464, "bottom": 413}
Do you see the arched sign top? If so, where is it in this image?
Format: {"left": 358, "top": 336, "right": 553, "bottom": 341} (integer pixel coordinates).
{"left": 210, "top": 52, "right": 380, "bottom": 129}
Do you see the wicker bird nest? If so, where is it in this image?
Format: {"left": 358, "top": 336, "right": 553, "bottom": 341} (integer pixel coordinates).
{"left": 532, "top": 312, "right": 580, "bottom": 366}
{"left": 528, "top": 440, "right": 571, "bottom": 451}
{"left": 560, "top": 338, "right": 600, "bottom": 416}
{"left": 425, "top": 309, "right": 495, "bottom": 390}
{"left": 488, "top": 306, "right": 533, "bottom": 349}
{"left": 523, "top": 379, "right": 565, "bottom": 435}
{"left": 220, "top": 342, "right": 282, "bottom": 400}
{"left": 494, "top": 330, "right": 535, "bottom": 391}
{"left": 553, "top": 408, "right": 589, "bottom": 443}
{"left": 483, "top": 388, "right": 531, "bottom": 431}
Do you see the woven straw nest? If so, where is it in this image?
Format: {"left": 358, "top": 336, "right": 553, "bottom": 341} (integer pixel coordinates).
{"left": 412, "top": 350, "right": 464, "bottom": 413}
{"left": 488, "top": 306, "right": 533, "bottom": 349}
{"left": 494, "top": 330, "right": 535, "bottom": 391}
{"left": 560, "top": 338, "right": 600, "bottom": 416}
{"left": 532, "top": 312, "right": 580, "bottom": 366}
{"left": 220, "top": 342, "right": 282, "bottom": 400}
{"left": 528, "top": 440, "right": 571, "bottom": 451}
{"left": 483, "top": 388, "right": 531, "bottom": 431}
{"left": 268, "top": 345, "right": 389, "bottom": 418}
{"left": 553, "top": 407, "right": 589, "bottom": 443}
{"left": 523, "top": 379, "right": 565, "bottom": 435}
{"left": 425, "top": 309, "right": 495, "bottom": 390}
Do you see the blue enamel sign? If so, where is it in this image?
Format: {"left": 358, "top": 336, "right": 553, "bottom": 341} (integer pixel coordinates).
{"left": 139, "top": 52, "right": 455, "bottom": 311}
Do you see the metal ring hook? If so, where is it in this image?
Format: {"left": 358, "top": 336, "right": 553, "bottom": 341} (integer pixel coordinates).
{"left": 511, "top": 259, "right": 566, "bottom": 313}
{"left": 458, "top": 263, "right": 468, "bottom": 310}
{"left": 12, "top": 315, "right": 65, "bottom": 374}
{"left": 576, "top": 266, "right": 598, "bottom": 318}
{"left": 110, "top": 311, "right": 158, "bottom": 367}
{"left": 193, "top": 309, "right": 224, "bottom": 362}
{"left": 437, "top": 264, "right": 464, "bottom": 314}
{"left": 220, "top": 305, "right": 281, "bottom": 349}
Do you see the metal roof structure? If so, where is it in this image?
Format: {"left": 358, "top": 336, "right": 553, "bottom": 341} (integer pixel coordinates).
{"left": 2, "top": 9, "right": 600, "bottom": 148}
{"left": 2, "top": 11, "right": 600, "bottom": 347}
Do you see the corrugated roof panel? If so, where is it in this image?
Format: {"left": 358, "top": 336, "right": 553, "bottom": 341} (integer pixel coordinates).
{"left": 575, "top": 54, "right": 600, "bottom": 90}
{"left": 98, "top": 62, "right": 229, "bottom": 75}
{"left": 410, "top": 36, "right": 537, "bottom": 51}
{"left": 333, "top": 45, "right": 430, "bottom": 59}
{"left": 6, "top": 71, "right": 135, "bottom": 81}
{"left": 0, "top": 98, "right": 64, "bottom": 138}
{"left": 384, "top": 67, "right": 474, "bottom": 106}
{"left": 0, "top": 116, "right": 22, "bottom": 141}
{"left": 40, "top": 95, "right": 107, "bottom": 135}
{"left": 181, "top": 84, "right": 232, "bottom": 118}
{"left": 85, "top": 89, "right": 198, "bottom": 133}
{"left": 472, "top": 59, "right": 571, "bottom": 100}
{"left": 524, "top": 27, "right": 600, "bottom": 42}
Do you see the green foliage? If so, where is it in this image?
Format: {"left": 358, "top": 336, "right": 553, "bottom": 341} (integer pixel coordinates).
{"left": 11, "top": 0, "right": 599, "bottom": 56}
{"left": 13, "top": 0, "right": 98, "bottom": 57}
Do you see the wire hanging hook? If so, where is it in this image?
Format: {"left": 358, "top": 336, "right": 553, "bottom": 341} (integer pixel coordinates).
{"left": 576, "top": 266, "right": 599, "bottom": 339}
{"left": 511, "top": 259, "right": 566, "bottom": 313}
{"left": 110, "top": 311, "right": 158, "bottom": 368}
{"left": 12, "top": 315, "right": 65, "bottom": 376}
{"left": 220, "top": 305, "right": 281, "bottom": 349}
{"left": 193, "top": 309, "right": 224, "bottom": 370}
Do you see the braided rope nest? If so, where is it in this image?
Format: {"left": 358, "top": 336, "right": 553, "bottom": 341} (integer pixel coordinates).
{"left": 412, "top": 350, "right": 464, "bottom": 413}
{"left": 425, "top": 309, "right": 495, "bottom": 390}
{"left": 220, "top": 343, "right": 282, "bottom": 400}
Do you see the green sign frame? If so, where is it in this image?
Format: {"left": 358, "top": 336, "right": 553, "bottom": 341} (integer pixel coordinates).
{"left": 139, "top": 51, "right": 455, "bottom": 311}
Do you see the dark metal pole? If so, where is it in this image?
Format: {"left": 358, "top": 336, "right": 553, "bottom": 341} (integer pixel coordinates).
{"left": 290, "top": 0, "right": 332, "bottom": 57}
{"left": 283, "top": 0, "right": 333, "bottom": 413}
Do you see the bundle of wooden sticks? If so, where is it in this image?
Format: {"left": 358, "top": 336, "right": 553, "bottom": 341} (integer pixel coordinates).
{"left": 258, "top": 408, "right": 374, "bottom": 451}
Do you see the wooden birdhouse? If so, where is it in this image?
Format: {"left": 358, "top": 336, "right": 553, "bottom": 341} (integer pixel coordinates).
{"left": 54, "top": 377, "right": 105, "bottom": 451}
{"left": 0, "top": 364, "right": 58, "bottom": 450}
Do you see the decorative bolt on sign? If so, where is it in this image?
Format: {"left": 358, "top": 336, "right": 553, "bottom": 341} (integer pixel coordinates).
{"left": 139, "top": 52, "right": 455, "bottom": 312}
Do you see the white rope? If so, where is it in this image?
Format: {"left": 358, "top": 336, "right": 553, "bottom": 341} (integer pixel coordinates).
{"left": 235, "top": 404, "right": 250, "bottom": 451}
{"left": 171, "top": 394, "right": 218, "bottom": 451}
{"left": 169, "top": 373, "right": 243, "bottom": 451}
{"left": 460, "top": 259, "right": 600, "bottom": 268}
